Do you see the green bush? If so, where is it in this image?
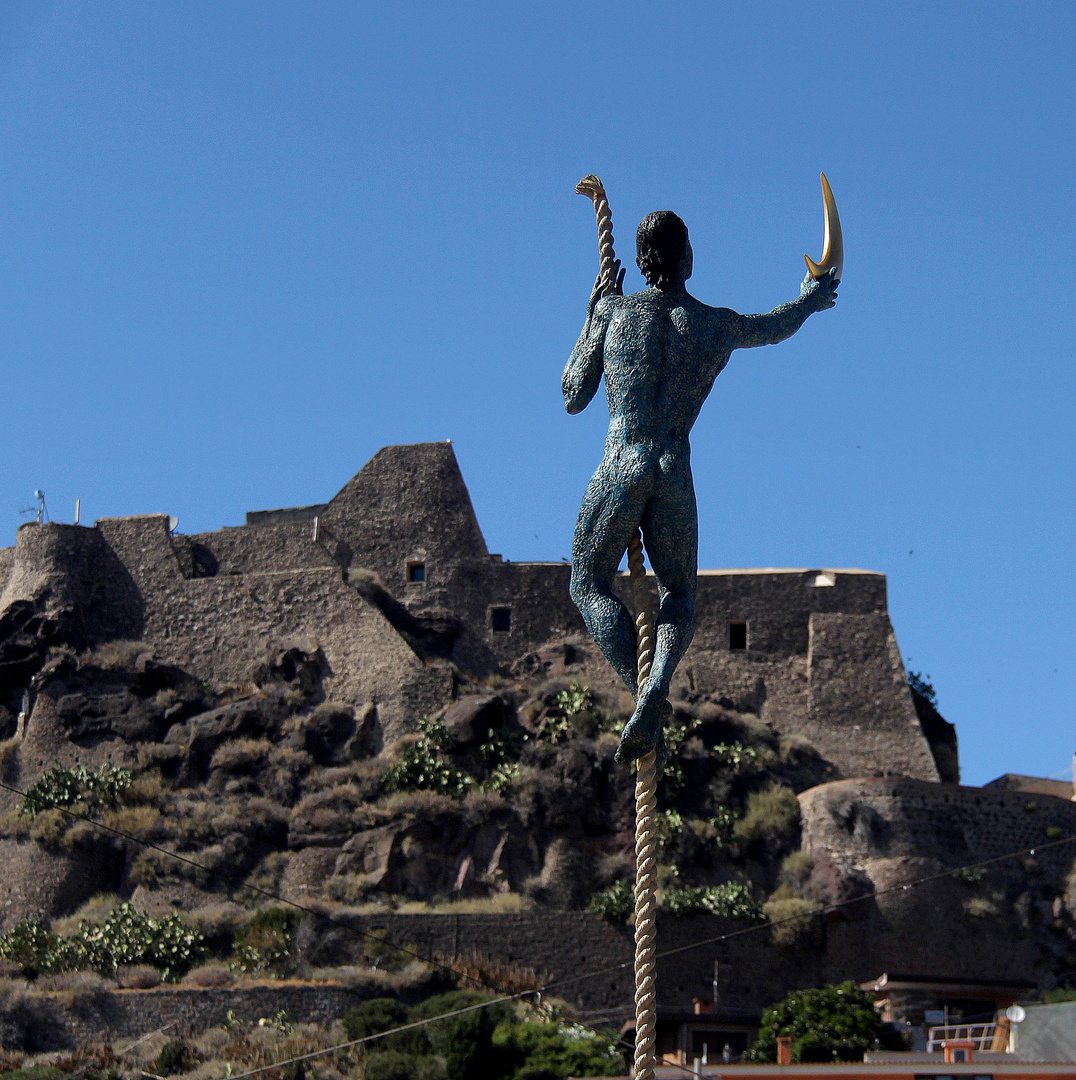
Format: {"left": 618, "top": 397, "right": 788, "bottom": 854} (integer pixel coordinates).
{"left": 0, "top": 917, "right": 55, "bottom": 976}
{"left": 0, "top": 1067, "right": 65, "bottom": 1080}
{"left": 733, "top": 784, "right": 800, "bottom": 849}
{"left": 364, "top": 1051, "right": 444, "bottom": 1080}
{"left": 343, "top": 997, "right": 428, "bottom": 1054}
{"left": 712, "top": 743, "right": 760, "bottom": 772}
{"left": 0, "top": 904, "right": 203, "bottom": 980}
{"left": 21, "top": 764, "right": 133, "bottom": 818}
{"left": 230, "top": 907, "right": 299, "bottom": 977}
{"left": 384, "top": 742, "right": 472, "bottom": 799}
{"left": 155, "top": 1039, "right": 197, "bottom": 1076}
{"left": 411, "top": 991, "right": 515, "bottom": 1080}
{"left": 493, "top": 1016, "right": 626, "bottom": 1078}
{"left": 660, "top": 881, "right": 765, "bottom": 921}
{"left": 586, "top": 880, "right": 634, "bottom": 924}
{"left": 744, "top": 981, "right": 899, "bottom": 1062}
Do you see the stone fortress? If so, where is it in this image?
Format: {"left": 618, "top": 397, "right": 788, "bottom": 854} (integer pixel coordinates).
{"left": 2, "top": 441, "right": 1076, "bottom": 1034}
{"left": 1, "top": 441, "right": 948, "bottom": 783}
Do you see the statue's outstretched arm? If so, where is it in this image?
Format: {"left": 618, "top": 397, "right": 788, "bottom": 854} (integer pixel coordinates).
{"left": 733, "top": 269, "right": 838, "bottom": 350}
{"left": 563, "top": 288, "right": 613, "bottom": 414}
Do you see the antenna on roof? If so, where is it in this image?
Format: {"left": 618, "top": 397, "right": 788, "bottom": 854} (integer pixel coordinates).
{"left": 31, "top": 490, "right": 48, "bottom": 523}
{"left": 168, "top": 516, "right": 179, "bottom": 534}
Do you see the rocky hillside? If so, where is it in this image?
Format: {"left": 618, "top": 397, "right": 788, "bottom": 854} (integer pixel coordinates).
{"left": 0, "top": 630, "right": 843, "bottom": 924}
{"left": 2, "top": 625, "right": 1076, "bottom": 1007}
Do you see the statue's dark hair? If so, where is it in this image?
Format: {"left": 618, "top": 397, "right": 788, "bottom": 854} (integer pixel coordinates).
{"left": 636, "top": 211, "right": 688, "bottom": 288}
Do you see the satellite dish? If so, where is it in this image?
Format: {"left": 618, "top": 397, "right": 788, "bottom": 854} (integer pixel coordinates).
{"left": 33, "top": 490, "right": 43, "bottom": 500}
{"left": 168, "top": 516, "right": 179, "bottom": 534}
{"left": 1006, "top": 1005, "right": 1026, "bottom": 1023}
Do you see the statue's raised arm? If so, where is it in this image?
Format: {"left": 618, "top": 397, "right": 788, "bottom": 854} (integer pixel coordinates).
{"left": 732, "top": 173, "right": 843, "bottom": 350}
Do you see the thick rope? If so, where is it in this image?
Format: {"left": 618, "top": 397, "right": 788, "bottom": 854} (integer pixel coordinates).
{"left": 628, "top": 531, "right": 659, "bottom": 1080}
{"left": 578, "top": 176, "right": 660, "bottom": 1079}
{"left": 575, "top": 175, "right": 619, "bottom": 298}
{"left": 577, "top": 175, "right": 659, "bottom": 1080}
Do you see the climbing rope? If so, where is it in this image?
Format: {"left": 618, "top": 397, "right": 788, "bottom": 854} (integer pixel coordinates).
{"left": 575, "top": 175, "right": 620, "bottom": 298}
{"left": 577, "top": 175, "right": 660, "bottom": 1080}
{"left": 628, "top": 534, "right": 659, "bottom": 1080}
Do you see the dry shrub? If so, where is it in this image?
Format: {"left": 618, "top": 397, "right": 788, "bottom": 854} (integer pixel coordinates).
{"left": 291, "top": 784, "right": 377, "bottom": 832}
{"left": 733, "top": 784, "right": 800, "bottom": 849}
{"left": 312, "top": 959, "right": 438, "bottom": 994}
{"left": 52, "top": 893, "right": 122, "bottom": 936}
{"left": 463, "top": 788, "right": 507, "bottom": 820}
{"left": 211, "top": 738, "right": 272, "bottom": 773}
{"left": 325, "top": 874, "right": 378, "bottom": 905}
{"left": 243, "top": 851, "right": 288, "bottom": 897}
{"left": 101, "top": 803, "right": 161, "bottom": 840}
{"left": 127, "top": 771, "right": 165, "bottom": 804}
{"left": 29, "top": 808, "right": 67, "bottom": 848}
{"left": 764, "top": 896, "right": 822, "bottom": 947}
{"left": 448, "top": 949, "right": 545, "bottom": 994}
{"left": 381, "top": 789, "right": 460, "bottom": 820}
{"left": 777, "top": 850, "right": 814, "bottom": 894}
{"left": 415, "top": 894, "right": 531, "bottom": 915}
{"left": 264, "top": 746, "right": 313, "bottom": 803}
{"left": 964, "top": 895, "right": 1001, "bottom": 919}
{"left": 115, "top": 963, "right": 161, "bottom": 989}
{"left": 779, "top": 734, "right": 821, "bottom": 765}
{"left": 88, "top": 640, "right": 153, "bottom": 669}
{"left": 38, "top": 970, "right": 115, "bottom": 1009}
{"left": 187, "top": 901, "right": 250, "bottom": 939}
{"left": 181, "top": 962, "right": 233, "bottom": 988}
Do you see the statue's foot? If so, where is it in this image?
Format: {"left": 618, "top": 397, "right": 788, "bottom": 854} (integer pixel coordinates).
{"left": 616, "top": 694, "right": 672, "bottom": 773}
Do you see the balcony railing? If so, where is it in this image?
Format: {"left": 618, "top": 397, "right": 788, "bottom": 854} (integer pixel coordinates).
{"left": 927, "top": 1023, "right": 999, "bottom": 1052}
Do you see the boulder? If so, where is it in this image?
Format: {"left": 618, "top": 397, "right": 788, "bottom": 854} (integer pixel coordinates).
{"left": 442, "top": 694, "right": 506, "bottom": 746}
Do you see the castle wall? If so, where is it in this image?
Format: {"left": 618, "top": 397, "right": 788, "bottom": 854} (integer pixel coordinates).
{"left": 804, "top": 614, "right": 939, "bottom": 781}
{"left": 0, "top": 546, "right": 13, "bottom": 595}
{"left": 800, "top": 777, "right": 1076, "bottom": 985}
{"left": 801, "top": 777, "right": 1076, "bottom": 874}
{"left": 0, "top": 522, "right": 143, "bottom": 644}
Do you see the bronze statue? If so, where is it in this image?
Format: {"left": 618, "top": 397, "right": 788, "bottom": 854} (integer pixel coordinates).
{"left": 566, "top": 177, "right": 842, "bottom": 768}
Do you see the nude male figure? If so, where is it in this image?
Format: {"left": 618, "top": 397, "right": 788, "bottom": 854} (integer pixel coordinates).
{"left": 563, "top": 210, "right": 839, "bottom": 766}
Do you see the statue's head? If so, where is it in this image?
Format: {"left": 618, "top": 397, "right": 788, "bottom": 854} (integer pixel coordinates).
{"left": 636, "top": 211, "right": 692, "bottom": 288}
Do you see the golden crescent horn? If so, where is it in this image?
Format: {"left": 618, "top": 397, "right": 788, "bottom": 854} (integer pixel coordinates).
{"left": 804, "top": 172, "right": 843, "bottom": 281}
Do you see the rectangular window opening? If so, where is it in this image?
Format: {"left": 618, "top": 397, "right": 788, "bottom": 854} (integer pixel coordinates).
{"left": 407, "top": 562, "right": 426, "bottom": 583}
{"left": 729, "top": 621, "right": 748, "bottom": 651}
{"left": 491, "top": 607, "right": 512, "bottom": 633}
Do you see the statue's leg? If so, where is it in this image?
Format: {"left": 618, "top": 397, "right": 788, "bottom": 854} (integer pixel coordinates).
{"left": 570, "top": 455, "right": 653, "bottom": 696}
{"left": 616, "top": 461, "right": 697, "bottom": 764}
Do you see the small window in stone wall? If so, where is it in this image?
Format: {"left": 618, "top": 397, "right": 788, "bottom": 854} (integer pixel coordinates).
{"left": 729, "top": 621, "right": 748, "bottom": 651}
{"left": 407, "top": 562, "right": 426, "bottom": 583}
{"left": 491, "top": 607, "right": 512, "bottom": 633}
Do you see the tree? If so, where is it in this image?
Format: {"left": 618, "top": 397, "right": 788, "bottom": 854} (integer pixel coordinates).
{"left": 410, "top": 991, "right": 515, "bottom": 1080}
{"left": 744, "top": 981, "right": 902, "bottom": 1062}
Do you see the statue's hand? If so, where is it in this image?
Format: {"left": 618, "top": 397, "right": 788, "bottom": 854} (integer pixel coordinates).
{"left": 800, "top": 267, "right": 840, "bottom": 311}
{"left": 611, "top": 259, "right": 626, "bottom": 297}
{"left": 586, "top": 260, "right": 627, "bottom": 318}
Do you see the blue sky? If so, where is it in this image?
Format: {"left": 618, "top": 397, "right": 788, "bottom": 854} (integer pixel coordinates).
{"left": 0, "top": 2, "right": 1073, "bottom": 786}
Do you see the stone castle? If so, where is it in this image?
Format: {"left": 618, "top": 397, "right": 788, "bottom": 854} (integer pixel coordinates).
{"left": 2, "top": 441, "right": 1076, "bottom": 1033}
{"left": 1, "top": 441, "right": 951, "bottom": 782}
